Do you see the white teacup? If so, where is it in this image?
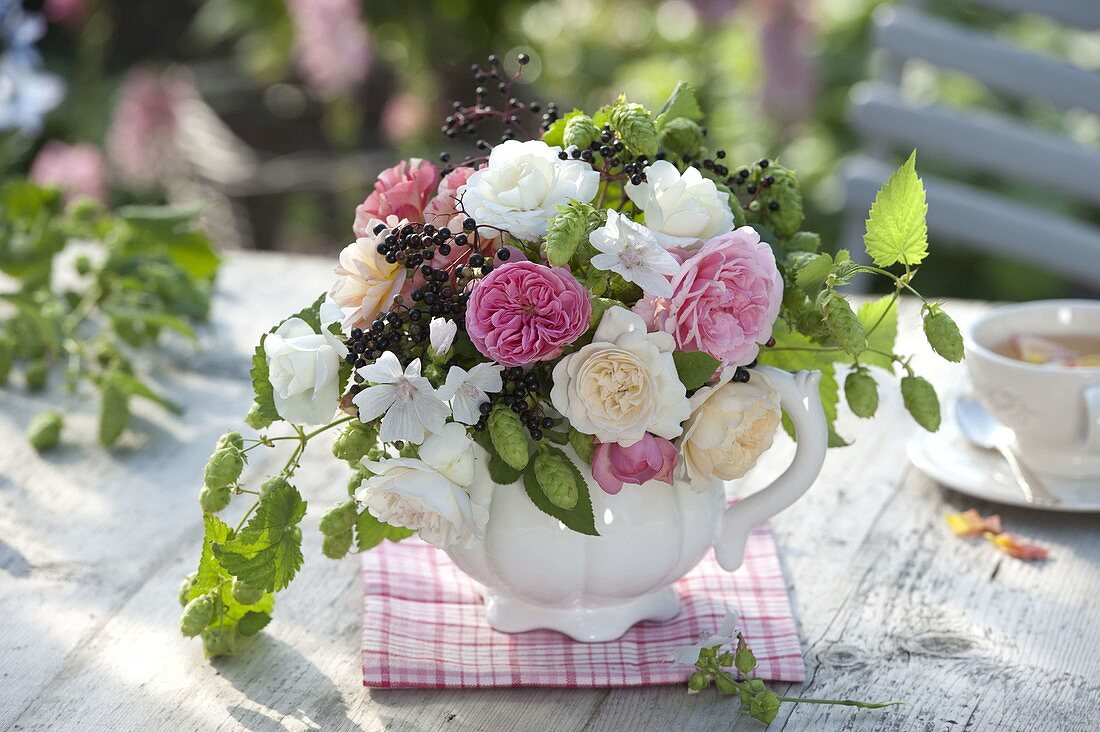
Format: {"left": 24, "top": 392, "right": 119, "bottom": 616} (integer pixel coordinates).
{"left": 966, "top": 300, "right": 1100, "bottom": 479}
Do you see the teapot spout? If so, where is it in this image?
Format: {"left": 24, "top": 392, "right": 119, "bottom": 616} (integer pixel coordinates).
{"left": 714, "top": 367, "right": 828, "bottom": 571}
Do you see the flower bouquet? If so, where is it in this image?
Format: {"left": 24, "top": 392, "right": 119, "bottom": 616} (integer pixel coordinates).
{"left": 180, "top": 57, "right": 959, "bottom": 664}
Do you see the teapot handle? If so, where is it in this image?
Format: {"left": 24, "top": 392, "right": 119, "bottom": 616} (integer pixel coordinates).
{"left": 714, "top": 366, "right": 828, "bottom": 571}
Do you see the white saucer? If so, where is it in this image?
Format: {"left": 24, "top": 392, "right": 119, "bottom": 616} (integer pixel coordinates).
{"left": 907, "top": 399, "right": 1100, "bottom": 512}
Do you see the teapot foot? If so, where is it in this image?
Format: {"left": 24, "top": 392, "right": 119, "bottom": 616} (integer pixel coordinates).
{"left": 482, "top": 586, "right": 682, "bottom": 642}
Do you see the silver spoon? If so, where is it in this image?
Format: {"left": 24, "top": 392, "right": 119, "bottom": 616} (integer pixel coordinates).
{"left": 955, "top": 396, "right": 1061, "bottom": 506}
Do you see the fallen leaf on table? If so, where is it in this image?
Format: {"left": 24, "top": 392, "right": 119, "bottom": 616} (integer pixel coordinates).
{"left": 944, "top": 509, "right": 1002, "bottom": 537}
{"left": 984, "top": 532, "right": 1049, "bottom": 561}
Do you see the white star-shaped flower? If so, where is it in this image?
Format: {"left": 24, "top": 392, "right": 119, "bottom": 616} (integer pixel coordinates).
{"left": 352, "top": 352, "right": 448, "bottom": 444}
{"left": 589, "top": 210, "right": 680, "bottom": 298}
{"left": 438, "top": 362, "right": 504, "bottom": 425}
{"left": 667, "top": 611, "right": 741, "bottom": 665}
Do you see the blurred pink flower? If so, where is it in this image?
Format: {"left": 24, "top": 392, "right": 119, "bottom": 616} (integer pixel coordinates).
{"left": 106, "top": 68, "right": 194, "bottom": 187}
{"left": 466, "top": 261, "right": 590, "bottom": 367}
{"left": 634, "top": 227, "right": 782, "bottom": 367}
{"left": 424, "top": 166, "right": 476, "bottom": 233}
{"left": 353, "top": 159, "right": 439, "bottom": 235}
{"left": 29, "top": 141, "right": 107, "bottom": 204}
{"left": 380, "top": 92, "right": 430, "bottom": 146}
{"left": 286, "top": 0, "right": 371, "bottom": 100}
{"left": 592, "top": 433, "right": 679, "bottom": 495}
{"left": 44, "top": 0, "right": 86, "bottom": 25}
{"left": 755, "top": 0, "right": 818, "bottom": 127}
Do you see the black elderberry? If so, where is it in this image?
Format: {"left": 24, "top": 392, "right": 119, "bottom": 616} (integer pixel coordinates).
{"left": 469, "top": 253, "right": 485, "bottom": 268}
{"left": 350, "top": 328, "right": 363, "bottom": 339}
{"left": 373, "top": 223, "right": 387, "bottom": 235}
{"left": 496, "top": 248, "right": 510, "bottom": 261}
{"left": 768, "top": 201, "right": 780, "bottom": 211}
{"left": 758, "top": 159, "right": 769, "bottom": 168}
{"left": 481, "top": 264, "right": 493, "bottom": 275}
{"left": 517, "top": 53, "right": 530, "bottom": 65}
{"left": 541, "top": 416, "right": 553, "bottom": 429}
{"left": 479, "top": 402, "right": 493, "bottom": 415}
{"left": 463, "top": 218, "right": 477, "bottom": 231}
{"left": 529, "top": 429, "right": 543, "bottom": 441}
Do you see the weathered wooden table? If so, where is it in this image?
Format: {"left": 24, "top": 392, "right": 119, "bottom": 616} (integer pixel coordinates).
{"left": 2, "top": 252, "right": 1098, "bottom": 731}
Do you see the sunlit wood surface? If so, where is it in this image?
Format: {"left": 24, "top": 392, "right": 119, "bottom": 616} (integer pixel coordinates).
{"left": 2, "top": 252, "right": 1097, "bottom": 731}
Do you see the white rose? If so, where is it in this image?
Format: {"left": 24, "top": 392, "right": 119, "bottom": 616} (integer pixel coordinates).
{"left": 356, "top": 424, "right": 481, "bottom": 549}
{"left": 458, "top": 139, "right": 600, "bottom": 241}
{"left": 264, "top": 310, "right": 348, "bottom": 425}
{"left": 680, "top": 368, "right": 782, "bottom": 491}
{"left": 624, "top": 160, "right": 734, "bottom": 250}
{"left": 550, "top": 306, "right": 690, "bottom": 446}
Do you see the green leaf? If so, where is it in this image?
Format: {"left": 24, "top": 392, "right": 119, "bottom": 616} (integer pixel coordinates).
{"left": 102, "top": 306, "right": 197, "bottom": 339}
{"left": 488, "top": 405, "right": 530, "bottom": 471}
{"left": 487, "top": 450, "right": 524, "bottom": 484}
{"left": 856, "top": 296, "right": 898, "bottom": 372}
{"left": 589, "top": 296, "right": 618, "bottom": 329}
{"left": 236, "top": 611, "right": 272, "bottom": 637}
{"left": 821, "top": 294, "right": 867, "bottom": 357}
{"left": 655, "top": 81, "right": 703, "bottom": 129}
{"left": 188, "top": 514, "right": 233, "bottom": 602}
{"left": 790, "top": 252, "right": 833, "bottom": 292}
{"left": 98, "top": 380, "right": 131, "bottom": 446}
{"left": 863, "top": 151, "right": 928, "bottom": 268}
{"left": 522, "top": 451, "right": 599, "bottom": 536}
{"left": 787, "top": 231, "right": 821, "bottom": 254}
{"left": 533, "top": 447, "right": 579, "bottom": 509}
{"left": 355, "top": 509, "right": 416, "bottom": 551}
{"left": 673, "top": 350, "right": 721, "bottom": 391}
{"left": 213, "top": 479, "right": 308, "bottom": 592}
{"left": 923, "top": 306, "right": 963, "bottom": 362}
{"left": 901, "top": 375, "right": 941, "bottom": 432}
{"left": 106, "top": 371, "right": 181, "bottom": 414}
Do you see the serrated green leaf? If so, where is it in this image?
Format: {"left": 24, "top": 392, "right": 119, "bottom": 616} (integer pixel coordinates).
{"left": 673, "top": 350, "right": 721, "bottom": 390}
{"left": 655, "top": 81, "right": 703, "bottom": 129}
{"left": 863, "top": 151, "right": 928, "bottom": 268}
{"left": 569, "top": 428, "right": 595, "bottom": 465}
{"left": 189, "top": 514, "right": 234, "bottom": 602}
{"left": 791, "top": 252, "right": 833, "bottom": 292}
{"left": 236, "top": 611, "right": 272, "bottom": 637}
{"left": 488, "top": 450, "right": 523, "bottom": 484}
{"left": 522, "top": 451, "right": 599, "bottom": 536}
{"left": 213, "top": 480, "right": 307, "bottom": 592}
{"left": 355, "top": 508, "right": 416, "bottom": 551}
{"left": 106, "top": 371, "right": 182, "bottom": 414}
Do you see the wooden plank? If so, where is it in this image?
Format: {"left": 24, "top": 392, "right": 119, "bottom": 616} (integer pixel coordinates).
{"left": 5, "top": 257, "right": 1100, "bottom": 731}
{"left": 874, "top": 6, "right": 1100, "bottom": 115}
{"left": 849, "top": 82, "right": 1100, "bottom": 207}
{"left": 966, "top": 0, "right": 1100, "bottom": 31}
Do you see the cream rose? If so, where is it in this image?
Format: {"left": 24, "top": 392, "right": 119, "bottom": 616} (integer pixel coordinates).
{"left": 550, "top": 306, "right": 690, "bottom": 446}
{"left": 329, "top": 215, "right": 407, "bottom": 330}
{"left": 680, "top": 368, "right": 782, "bottom": 491}
{"left": 624, "top": 160, "right": 734, "bottom": 250}
{"left": 263, "top": 306, "right": 348, "bottom": 426}
{"left": 458, "top": 139, "right": 600, "bottom": 241}
{"left": 355, "top": 424, "right": 482, "bottom": 549}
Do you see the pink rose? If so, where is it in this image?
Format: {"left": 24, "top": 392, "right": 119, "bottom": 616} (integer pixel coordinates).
{"left": 591, "top": 433, "right": 679, "bottom": 495}
{"left": 635, "top": 227, "right": 782, "bottom": 367}
{"left": 29, "top": 141, "right": 107, "bottom": 204}
{"left": 423, "top": 166, "right": 476, "bottom": 232}
{"left": 466, "top": 261, "right": 591, "bottom": 367}
{"left": 353, "top": 159, "right": 440, "bottom": 236}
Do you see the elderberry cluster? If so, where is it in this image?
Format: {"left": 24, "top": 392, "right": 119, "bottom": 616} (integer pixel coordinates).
{"left": 730, "top": 158, "right": 782, "bottom": 212}
{"left": 558, "top": 123, "right": 652, "bottom": 185}
{"left": 475, "top": 366, "right": 556, "bottom": 441}
{"left": 439, "top": 53, "right": 554, "bottom": 169}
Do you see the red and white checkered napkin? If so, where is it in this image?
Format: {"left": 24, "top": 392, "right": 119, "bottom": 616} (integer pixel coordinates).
{"left": 361, "top": 524, "right": 804, "bottom": 688}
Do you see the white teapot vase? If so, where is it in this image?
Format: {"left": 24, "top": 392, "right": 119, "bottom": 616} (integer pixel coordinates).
{"left": 446, "top": 366, "right": 828, "bottom": 642}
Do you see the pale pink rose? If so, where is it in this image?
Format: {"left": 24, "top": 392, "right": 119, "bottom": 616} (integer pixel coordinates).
{"left": 353, "top": 159, "right": 440, "bottom": 236}
{"left": 380, "top": 91, "right": 430, "bottom": 146}
{"left": 424, "top": 166, "right": 477, "bottom": 232}
{"left": 466, "top": 261, "right": 590, "bottom": 367}
{"left": 45, "top": 0, "right": 86, "bottom": 25}
{"left": 592, "top": 433, "right": 679, "bottom": 495}
{"left": 29, "top": 141, "right": 107, "bottom": 204}
{"left": 635, "top": 226, "right": 782, "bottom": 367}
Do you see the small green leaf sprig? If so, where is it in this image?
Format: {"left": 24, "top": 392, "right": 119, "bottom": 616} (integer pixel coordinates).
{"left": 686, "top": 633, "right": 901, "bottom": 725}
{"left": 0, "top": 180, "right": 220, "bottom": 449}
